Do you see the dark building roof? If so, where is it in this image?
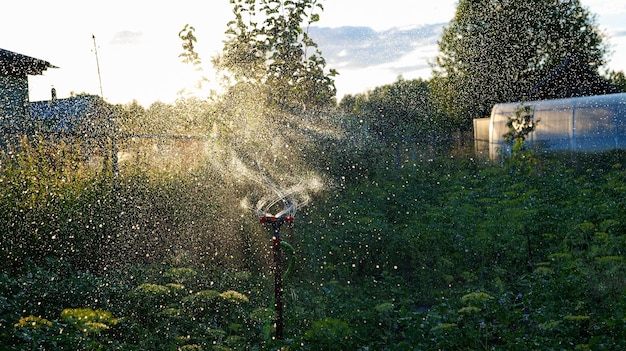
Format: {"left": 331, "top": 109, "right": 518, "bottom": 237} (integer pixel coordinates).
{"left": 29, "top": 95, "right": 109, "bottom": 133}
{"left": 0, "top": 48, "right": 57, "bottom": 77}
{"left": 526, "top": 57, "right": 620, "bottom": 101}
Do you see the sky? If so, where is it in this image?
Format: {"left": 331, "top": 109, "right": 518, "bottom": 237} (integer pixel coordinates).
{"left": 1, "top": 0, "right": 625, "bottom": 106}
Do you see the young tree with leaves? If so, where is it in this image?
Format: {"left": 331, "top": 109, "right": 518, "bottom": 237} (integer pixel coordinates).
{"left": 178, "top": 24, "right": 212, "bottom": 98}
{"left": 503, "top": 103, "right": 539, "bottom": 172}
{"left": 214, "top": 0, "right": 337, "bottom": 113}
{"left": 431, "top": 0, "right": 608, "bottom": 130}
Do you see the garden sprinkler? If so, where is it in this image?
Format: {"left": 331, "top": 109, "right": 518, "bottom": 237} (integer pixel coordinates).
{"left": 259, "top": 214, "right": 294, "bottom": 340}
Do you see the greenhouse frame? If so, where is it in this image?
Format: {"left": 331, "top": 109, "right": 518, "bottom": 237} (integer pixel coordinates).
{"left": 480, "top": 93, "right": 626, "bottom": 159}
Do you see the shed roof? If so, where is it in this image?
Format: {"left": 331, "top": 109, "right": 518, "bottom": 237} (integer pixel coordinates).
{"left": 29, "top": 95, "right": 106, "bottom": 132}
{"left": 0, "top": 48, "right": 57, "bottom": 76}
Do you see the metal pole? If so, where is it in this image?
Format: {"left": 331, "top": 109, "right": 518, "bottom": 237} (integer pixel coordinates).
{"left": 260, "top": 215, "right": 293, "bottom": 340}
{"left": 272, "top": 225, "right": 284, "bottom": 340}
{"left": 92, "top": 34, "right": 104, "bottom": 98}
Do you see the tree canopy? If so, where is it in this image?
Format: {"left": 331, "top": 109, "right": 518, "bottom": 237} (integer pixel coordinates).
{"left": 431, "top": 0, "right": 608, "bottom": 129}
{"left": 340, "top": 77, "right": 447, "bottom": 142}
{"left": 213, "top": 0, "right": 337, "bottom": 113}
{"left": 607, "top": 70, "right": 626, "bottom": 92}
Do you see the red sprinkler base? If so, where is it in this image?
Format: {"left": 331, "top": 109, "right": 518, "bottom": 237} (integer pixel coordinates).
{"left": 259, "top": 215, "right": 294, "bottom": 224}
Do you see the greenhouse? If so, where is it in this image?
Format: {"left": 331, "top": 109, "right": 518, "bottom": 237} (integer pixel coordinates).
{"left": 484, "top": 93, "right": 626, "bottom": 159}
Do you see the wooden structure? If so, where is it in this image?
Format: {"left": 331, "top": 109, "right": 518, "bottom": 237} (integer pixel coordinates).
{"left": 0, "top": 48, "right": 56, "bottom": 135}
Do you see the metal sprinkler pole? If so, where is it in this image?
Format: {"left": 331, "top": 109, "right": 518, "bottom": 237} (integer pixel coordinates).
{"left": 272, "top": 224, "right": 284, "bottom": 339}
{"left": 260, "top": 215, "right": 294, "bottom": 340}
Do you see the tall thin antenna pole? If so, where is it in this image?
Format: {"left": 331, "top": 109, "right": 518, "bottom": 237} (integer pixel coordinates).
{"left": 92, "top": 34, "right": 104, "bottom": 98}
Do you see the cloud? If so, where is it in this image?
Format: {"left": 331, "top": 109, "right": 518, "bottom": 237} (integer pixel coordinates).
{"left": 110, "top": 30, "right": 144, "bottom": 45}
{"left": 610, "top": 29, "right": 626, "bottom": 38}
{"left": 309, "top": 24, "right": 444, "bottom": 69}
{"left": 307, "top": 24, "right": 445, "bottom": 96}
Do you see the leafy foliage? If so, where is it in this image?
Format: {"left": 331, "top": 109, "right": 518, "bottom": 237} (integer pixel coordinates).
{"left": 214, "top": 0, "right": 337, "bottom": 112}
{"left": 178, "top": 24, "right": 201, "bottom": 67}
{"left": 298, "top": 150, "right": 624, "bottom": 349}
{"left": 340, "top": 77, "right": 449, "bottom": 142}
{"left": 1, "top": 10, "right": 624, "bottom": 347}
{"left": 503, "top": 103, "right": 536, "bottom": 144}
{"left": 0, "top": 137, "right": 115, "bottom": 273}
{"left": 1, "top": 128, "right": 625, "bottom": 349}
{"left": 502, "top": 103, "right": 540, "bottom": 171}
{"left": 431, "top": 0, "right": 608, "bottom": 128}
{"left": 606, "top": 69, "right": 626, "bottom": 92}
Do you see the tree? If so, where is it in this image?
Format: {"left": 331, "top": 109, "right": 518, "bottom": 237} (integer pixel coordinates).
{"left": 606, "top": 70, "right": 626, "bottom": 92}
{"left": 341, "top": 77, "right": 446, "bottom": 142}
{"left": 503, "top": 103, "right": 537, "bottom": 148}
{"left": 178, "top": 24, "right": 211, "bottom": 98}
{"left": 178, "top": 24, "right": 201, "bottom": 68}
{"left": 431, "top": 0, "right": 608, "bottom": 129}
{"left": 503, "top": 103, "right": 539, "bottom": 172}
{"left": 213, "top": 0, "right": 337, "bottom": 113}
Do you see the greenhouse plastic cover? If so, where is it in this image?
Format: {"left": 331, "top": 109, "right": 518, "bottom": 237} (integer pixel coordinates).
{"left": 489, "top": 93, "right": 626, "bottom": 159}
